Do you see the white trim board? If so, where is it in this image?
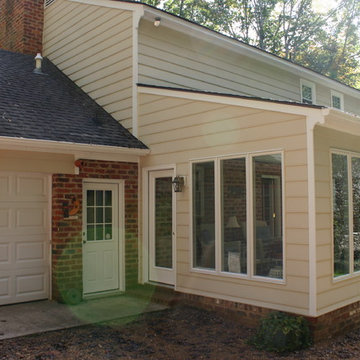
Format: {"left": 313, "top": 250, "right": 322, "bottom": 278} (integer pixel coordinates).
{"left": 0, "top": 136, "right": 149, "bottom": 162}
{"left": 138, "top": 85, "right": 329, "bottom": 117}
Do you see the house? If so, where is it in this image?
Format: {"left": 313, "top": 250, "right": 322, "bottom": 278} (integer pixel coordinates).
{"left": 1, "top": 0, "right": 360, "bottom": 340}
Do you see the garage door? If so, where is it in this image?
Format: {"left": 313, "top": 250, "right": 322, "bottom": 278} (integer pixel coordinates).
{"left": 0, "top": 173, "right": 50, "bottom": 305}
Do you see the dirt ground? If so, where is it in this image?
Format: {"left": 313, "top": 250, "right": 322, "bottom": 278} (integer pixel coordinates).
{"left": 1, "top": 305, "right": 360, "bottom": 360}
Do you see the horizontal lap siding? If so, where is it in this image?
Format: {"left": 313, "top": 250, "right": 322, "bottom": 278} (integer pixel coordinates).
{"left": 43, "top": 0, "right": 133, "bottom": 130}
{"left": 315, "top": 126, "right": 360, "bottom": 314}
{"left": 139, "top": 93, "right": 310, "bottom": 315}
{"left": 138, "top": 21, "right": 300, "bottom": 102}
{"left": 138, "top": 20, "right": 360, "bottom": 117}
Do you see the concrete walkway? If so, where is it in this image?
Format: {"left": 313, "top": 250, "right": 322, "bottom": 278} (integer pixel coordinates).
{"left": 0, "top": 295, "right": 167, "bottom": 340}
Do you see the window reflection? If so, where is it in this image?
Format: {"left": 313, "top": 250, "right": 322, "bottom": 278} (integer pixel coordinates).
{"left": 193, "top": 162, "right": 215, "bottom": 269}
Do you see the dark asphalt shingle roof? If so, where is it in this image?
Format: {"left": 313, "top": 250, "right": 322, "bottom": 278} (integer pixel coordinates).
{"left": 0, "top": 49, "right": 147, "bottom": 149}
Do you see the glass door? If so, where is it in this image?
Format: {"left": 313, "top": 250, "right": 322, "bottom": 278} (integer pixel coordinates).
{"left": 148, "top": 170, "right": 175, "bottom": 285}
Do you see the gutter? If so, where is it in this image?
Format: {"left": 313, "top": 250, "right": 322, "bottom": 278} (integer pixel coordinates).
{"left": 0, "top": 136, "right": 150, "bottom": 162}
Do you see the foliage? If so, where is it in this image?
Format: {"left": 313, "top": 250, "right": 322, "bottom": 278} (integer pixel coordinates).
{"left": 249, "top": 311, "right": 312, "bottom": 353}
{"left": 140, "top": 0, "right": 360, "bottom": 88}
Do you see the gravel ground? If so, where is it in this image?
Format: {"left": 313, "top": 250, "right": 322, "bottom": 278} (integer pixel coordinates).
{"left": 1, "top": 305, "right": 360, "bottom": 359}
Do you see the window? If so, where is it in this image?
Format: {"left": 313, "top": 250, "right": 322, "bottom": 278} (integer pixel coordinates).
{"left": 331, "top": 91, "right": 344, "bottom": 110}
{"left": 221, "top": 158, "right": 247, "bottom": 274}
{"left": 332, "top": 151, "right": 360, "bottom": 278}
{"left": 192, "top": 152, "right": 284, "bottom": 280}
{"left": 193, "top": 161, "right": 215, "bottom": 269}
{"left": 300, "top": 80, "right": 316, "bottom": 104}
{"left": 253, "top": 154, "right": 283, "bottom": 278}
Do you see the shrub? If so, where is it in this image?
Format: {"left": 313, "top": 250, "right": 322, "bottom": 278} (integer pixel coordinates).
{"left": 249, "top": 311, "right": 312, "bottom": 353}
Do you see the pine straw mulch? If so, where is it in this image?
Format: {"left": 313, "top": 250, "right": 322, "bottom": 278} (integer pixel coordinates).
{"left": 1, "top": 305, "right": 360, "bottom": 360}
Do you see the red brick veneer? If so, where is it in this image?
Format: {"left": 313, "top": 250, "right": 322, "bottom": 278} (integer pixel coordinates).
{"left": 176, "top": 292, "right": 360, "bottom": 342}
{"left": 0, "top": 0, "right": 43, "bottom": 55}
{"left": 52, "top": 160, "right": 138, "bottom": 301}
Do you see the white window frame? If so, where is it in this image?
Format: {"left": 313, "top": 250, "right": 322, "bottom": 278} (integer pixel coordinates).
{"left": 331, "top": 149, "right": 360, "bottom": 282}
{"left": 300, "top": 79, "right": 316, "bottom": 105}
{"left": 331, "top": 90, "right": 344, "bottom": 111}
{"left": 190, "top": 150, "right": 285, "bottom": 284}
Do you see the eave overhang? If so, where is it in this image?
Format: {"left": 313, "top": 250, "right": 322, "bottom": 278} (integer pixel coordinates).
{"left": 0, "top": 136, "right": 150, "bottom": 163}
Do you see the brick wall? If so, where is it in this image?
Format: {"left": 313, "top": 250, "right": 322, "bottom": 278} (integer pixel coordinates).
{"left": 308, "top": 300, "right": 360, "bottom": 342}
{"left": 177, "top": 291, "right": 360, "bottom": 342}
{"left": 0, "top": 0, "right": 43, "bottom": 54}
{"left": 52, "top": 159, "right": 138, "bottom": 302}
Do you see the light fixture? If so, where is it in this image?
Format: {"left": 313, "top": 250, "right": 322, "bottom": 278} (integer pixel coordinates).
{"left": 172, "top": 176, "right": 184, "bottom": 192}
{"left": 154, "top": 17, "right": 161, "bottom": 27}
{"left": 226, "top": 216, "right": 240, "bottom": 229}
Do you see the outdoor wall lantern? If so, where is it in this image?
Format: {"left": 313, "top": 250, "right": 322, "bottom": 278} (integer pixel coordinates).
{"left": 154, "top": 17, "right": 161, "bottom": 27}
{"left": 172, "top": 176, "right": 185, "bottom": 192}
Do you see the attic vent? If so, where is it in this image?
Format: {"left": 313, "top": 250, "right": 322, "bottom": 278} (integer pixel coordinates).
{"left": 44, "top": 0, "right": 56, "bottom": 7}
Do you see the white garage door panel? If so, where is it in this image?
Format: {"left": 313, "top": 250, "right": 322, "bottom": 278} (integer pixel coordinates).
{"left": 16, "top": 207, "right": 46, "bottom": 228}
{"left": 16, "top": 272, "right": 46, "bottom": 294}
{"left": 0, "top": 277, "right": 9, "bottom": 296}
{"left": 0, "top": 209, "right": 9, "bottom": 227}
{"left": 0, "top": 244, "right": 9, "bottom": 263}
{"left": 16, "top": 241, "right": 45, "bottom": 262}
{"left": 0, "top": 176, "right": 10, "bottom": 195}
{"left": 0, "top": 172, "right": 50, "bottom": 305}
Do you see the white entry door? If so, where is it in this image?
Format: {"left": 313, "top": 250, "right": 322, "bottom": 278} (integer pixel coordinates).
{"left": 149, "top": 170, "right": 175, "bottom": 285}
{"left": 83, "top": 182, "right": 120, "bottom": 295}
{"left": 0, "top": 172, "right": 50, "bottom": 305}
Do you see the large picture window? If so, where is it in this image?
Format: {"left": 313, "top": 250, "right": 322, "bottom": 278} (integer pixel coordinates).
{"left": 192, "top": 152, "right": 284, "bottom": 280}
{"left": 332, "top": 151, "right": 360, "bottom": 278}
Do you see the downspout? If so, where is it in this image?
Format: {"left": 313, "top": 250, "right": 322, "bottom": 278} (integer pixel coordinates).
{"left": 132, "top": 7, "right": 144, "bottom": 137}
{"left": 132, "top": 7, "right": 145, "bottom": 284}
{"left": 307, "top": 109, "right": 328, "bottom": 317}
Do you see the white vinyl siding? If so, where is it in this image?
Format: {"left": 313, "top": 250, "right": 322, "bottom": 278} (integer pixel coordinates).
{"left": 43, "top": 0, "right": 134, "bottom": 130}
{"left": 139, "top": 92, "right": 310, "bottom": 315}
{"left": 138, "top": 19, "right": 360, "bottom": 115}
{"left": 138, "top": 20, "right": 300, "bottom": 102}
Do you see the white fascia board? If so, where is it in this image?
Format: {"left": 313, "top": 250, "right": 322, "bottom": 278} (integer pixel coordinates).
{"left": 322, "top": 110, "right": 360, "bottom": 135}
{"left": 142, "top": 7, "right": 360, "bottom": 99}
{"left": 69, "top": 0, "right": 143, "bottom": 12}
{"left": 138, "top": 85, "right": 326, "bottom": 117}
{"left": 0, "top": 136, "right": 150, "bottom": 162}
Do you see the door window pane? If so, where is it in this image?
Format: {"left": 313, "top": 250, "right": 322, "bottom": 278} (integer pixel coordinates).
{"left": 332, "top": 153, "right": 349, "bottom": 277}
{"left": 96, "top": 207, "right": 103, "bottom": 223}
{"left": 96, "top": 190, "right": 103, "bottom": 206}
{"left": 105, "top": 224, "right": 112, "bottom": 240}
{"left": 155, "top": 177, "right": 173, "bottom": 268}
{"left": 253, "top": 154, "right": 283, "bottom": 278}
{"left": 87, "top": 190, "right": 94, "bottom": 206}
{"left": 96, "top": 225, "right": 104, "bottom": 240}
{"left": 87, "top": 207, "right": 94, "bottom": 224}
{"left": 86, "top": 189, "right": 113, "bottom": 242}
{"left": 105, "top": 207, "right": 112, "bottom": 223}
{"left": 193, "top": 162, "right": 215, "bottom": 269}
{"left": 105, "top": 190, "right": 112, "bottom": 206}
{"left": 87, "top": 225, "right": 95, "bottom": 241}
{"left": 221, "top": 158, "right": 247, "bottom": 274}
